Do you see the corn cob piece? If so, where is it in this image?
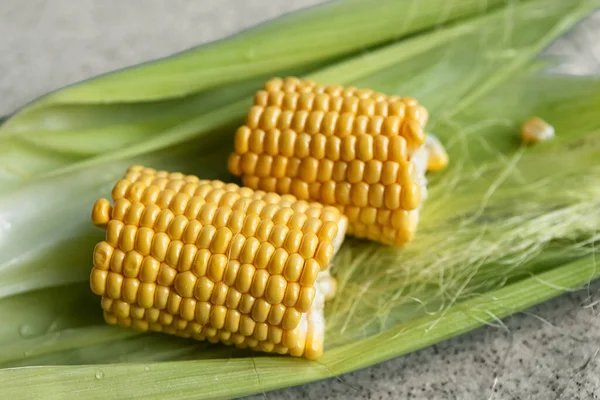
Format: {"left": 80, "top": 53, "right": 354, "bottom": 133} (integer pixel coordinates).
{"left": 228, "top": 77, "right": 438, "bottom": 246}
{"left": 89, "top": 165, "right": 347, "bottom": 360}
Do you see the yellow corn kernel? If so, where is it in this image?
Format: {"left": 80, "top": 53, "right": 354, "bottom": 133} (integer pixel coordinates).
{"left": 520, "top": 116, "right": 555, "bottom": 145}
{"left": 424, "top": 134, "right": 449, "bottom": 172}
{"left": 228, "top": 77, "right": 444, "bottom": 246}
{"left": 90, "top": 165, "right": 348, "bottom": 360}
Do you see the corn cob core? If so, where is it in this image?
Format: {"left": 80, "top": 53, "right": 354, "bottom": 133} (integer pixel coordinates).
{"left": 89, "top": 165, "right": 347, "bottom": 360}
{"left": 228, "top": 77, "right": 432, "bottom": 246}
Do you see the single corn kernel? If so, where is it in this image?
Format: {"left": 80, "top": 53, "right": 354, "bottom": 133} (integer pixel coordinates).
{"left": 521, "top": 117, "right": 555, "bottom": 145}
{"left": 424, "top": 134, "right": 449, "bottom": 172}
{"left": 229, "top": 77, "right": 442, "bottom": 246}
{"left": 89, "top": 165, "right": 348, "bottom": 360}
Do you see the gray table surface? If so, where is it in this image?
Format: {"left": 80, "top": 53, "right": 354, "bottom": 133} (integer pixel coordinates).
{"left": 1, "top": 1, "right": 600, "bottom": 399}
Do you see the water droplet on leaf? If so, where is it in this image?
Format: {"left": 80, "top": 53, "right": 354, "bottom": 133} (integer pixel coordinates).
{"left": 47, "top": 320, "right": 61, "bottom": 332}
{"left": 19, "top": 324, "right": 34, "bottom": 338}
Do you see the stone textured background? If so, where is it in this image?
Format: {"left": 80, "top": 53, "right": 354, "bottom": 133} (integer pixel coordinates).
{"left": 1, "top": 1, "right": 599, "bottom": 399}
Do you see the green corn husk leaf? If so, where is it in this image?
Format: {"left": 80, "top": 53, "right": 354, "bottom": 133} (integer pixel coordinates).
{"left": 1, "top": 0, "right": 600, "bottom": 398}
{"left": 0, "top": 0, "right": 507, "bottom": 186}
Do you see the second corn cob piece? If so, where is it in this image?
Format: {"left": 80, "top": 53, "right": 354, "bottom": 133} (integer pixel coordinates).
{"left": 229, "top": 77, "right": 445, "bottom": 246}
